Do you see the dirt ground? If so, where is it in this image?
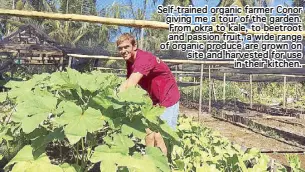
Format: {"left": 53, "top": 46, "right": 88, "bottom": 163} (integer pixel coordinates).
{"left": 179, "top": 105, "right": 305, "bottom": 169}
{"left": 252, "top": 117, "right": 305, "bottom": 137}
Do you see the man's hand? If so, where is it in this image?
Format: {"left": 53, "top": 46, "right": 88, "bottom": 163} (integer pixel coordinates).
{"left": 119, "top": 72, "right": 143, "bottom": 92}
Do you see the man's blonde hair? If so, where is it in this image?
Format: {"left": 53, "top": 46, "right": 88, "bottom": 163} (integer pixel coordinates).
{"left": 116, "top": 33, "right": 136, "bottom": 46}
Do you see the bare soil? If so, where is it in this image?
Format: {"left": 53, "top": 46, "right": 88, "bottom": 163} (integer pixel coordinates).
{"left": 179, "top": 104, "right": 305, "bottom": 169}
{"left": 252, "top": 117, "right": 305, "bottom": 137}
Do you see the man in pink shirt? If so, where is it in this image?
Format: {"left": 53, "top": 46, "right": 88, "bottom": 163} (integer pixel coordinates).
{"left": 117, "top": 33, "right": 180, "bottom": 155}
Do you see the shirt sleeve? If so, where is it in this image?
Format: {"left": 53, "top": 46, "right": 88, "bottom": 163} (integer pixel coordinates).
{"left": 133, "top": 54, "right": 156, "bottom": 76}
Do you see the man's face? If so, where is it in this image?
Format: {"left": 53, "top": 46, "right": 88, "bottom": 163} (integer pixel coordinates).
{"left": 117, "top": 40, "right": 137, "bottom": 61}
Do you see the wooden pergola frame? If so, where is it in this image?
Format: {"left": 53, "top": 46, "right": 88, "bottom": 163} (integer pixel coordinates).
{"left": 0, "top": 9, "right": 305, "bottom": 36}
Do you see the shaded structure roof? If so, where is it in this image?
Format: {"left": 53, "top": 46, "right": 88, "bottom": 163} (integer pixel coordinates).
{"left": 1, "top": 24, "right": 62, "bottom": 54}
{"left": 0, "top": 24, "right": 100, "bottom": 56}
{"left": 0, "top": 24, "right": 101, "bottom": 71}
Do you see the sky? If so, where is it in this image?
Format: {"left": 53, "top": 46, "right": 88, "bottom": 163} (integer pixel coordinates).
{"left": 95, "top": 0, "right": 296, "bottom": 42}
{"left": 96, "top": 0, "right": 295, "bottom": 20}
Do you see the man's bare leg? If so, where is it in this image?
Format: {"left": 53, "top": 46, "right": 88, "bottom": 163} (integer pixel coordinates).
{"left": 145, "top": 128, "right": 167, "bottom": 156}
{"left": 154, "top": 132, "right": 167, "bottom": 156}
{"left": 145, "top": 128, "right": 155, "bottom": 147}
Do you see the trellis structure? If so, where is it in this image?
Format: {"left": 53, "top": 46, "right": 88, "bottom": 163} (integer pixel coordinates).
{"left": 0, "top": 24, "right": 69, "bottom": 70}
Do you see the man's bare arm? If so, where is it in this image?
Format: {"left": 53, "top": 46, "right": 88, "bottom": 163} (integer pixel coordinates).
{"left": 119, "top": 72, "right": 143, "bottom": 92}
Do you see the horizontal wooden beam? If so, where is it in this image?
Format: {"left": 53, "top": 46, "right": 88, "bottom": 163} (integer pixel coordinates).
{"left": 0, "top": 49, "right": 62, "bottom": 55}
{"left": 95, "top": 66, "right": 305, "bottom": 77}
{"left": 18, "top": 63, "right": 57, "bottom": 65}
{"left": 68, "top": 54, "right": 234, "bottom": 65}
{"left": 0, "top": 9, "right": 168, "bottom": 30}
{"left": 23, "top": 56, "right": 62, "bottom": 60}
{"left": 1, "top": 9, "right": 305, "bottom": 37}
{"left": 95, "top": 67, "right": 126, "bottom": 71}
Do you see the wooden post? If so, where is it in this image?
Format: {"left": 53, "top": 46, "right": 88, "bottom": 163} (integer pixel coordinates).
{"left": 68, "top": 56, "right": 72, "bottom": 68}
{"left": 193, "top": 77, "right": 196, "bottom": 101}
{"left": 209, "top": 65, "right": 211, "bottom": 114}
{"left": 179, "top": 65, "right": 183, "bottom": 82}
{"left": 283, "top": 76, "right": 287, "bottom": 109}
{"left": 42, "top": 54, "right": 45, "bottom": 64}
{"left": 140, "top": 28, "right": 144, "bottom": 49}
{"left": 212, "top": 80, "right": 217, "bottom": 101}
{"left": 199, "top": 64, "right": 203, "bottom": 118}
{"left": 59, "top": 56, "right": 64, "bottom": 71}
{"left": 295, "top": 84, "right": 297, "bottom": 99}
{"left": 223, "top": 73, "right": 226, "bottom": 104}
{"left": 175, "top": 65, "right": 178, "bottom": 80}
{"left": 186, "top": 87, "right": 189, "bottom": 100}
{"left": 250, "top": 74, "right": 253, "bottom": 108}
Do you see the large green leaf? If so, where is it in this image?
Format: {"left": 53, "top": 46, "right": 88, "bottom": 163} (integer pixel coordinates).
{"left": 90, "top": 92, "right": 123, "bottom": 110}
{"left": 5, "top": 73, "right": 49, "bottom": 90}
{"left": 6, "top": 145, "right": 50, "bottom": 167}
{"left": 49, "top": 69, "right": 82, "bottom": 97}
{"left": 56, "top": 101, "right": 105, "bottom": 144}
{"left": 0, "top": 124, "right": 13, "bottom": 143}
{"left": 159, "top": 123, "right": 180, "bottom": 141}
{"left": 104, "top": 134, "right": 135, "bottom": 155}
{"left": 145, "top": 147, "right": 171, "bottom": 172}
{"left": 90, "top": 145, "right": 124, "bottom": 171}
{"left": 0, "top": 92, "right": 7, "bottom": 103}
{"left": 12, "top": 92, "right": 58, "bottom": 133}
{"left": 91, "top": 145, "right": 158, "bottom": 172}
{"left": 116, "top": 86, "right": 148, "bottom": 104}
{"left": 5, "top": 145, "right": 81, "bottom": 172}
{"left": 11, "top": 161, "right": 63, "bottom": 172}
{"left": 91, "top": 70, "right": 122, "bottom": 89}
{"left": 60, "top": 163, "right": 82, "bottom": 172}
{"left": 78, "top": 73, "right": 103, "bottom": 93}
{"left": 8, "top": 88, "right": 33, "bottom": 103}
{"left": 121, "top": 117, "right": 147, "bottom": 139}
{"left": 6, "top": 74, "right": 50, "bottom": 102}
{"left": 31, "top": 128, "right": 65, "bottom": 158}
{"left": 142, "top": 105, "right": 165, "bottom": 124}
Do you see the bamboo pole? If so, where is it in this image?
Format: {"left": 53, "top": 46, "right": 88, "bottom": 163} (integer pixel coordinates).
{"left": 295, "top": 84, "right": 298, "bottom": 100}
{"left": 68, "top": 54, "right": 235, "bottom": 65}
{"left": 223, "top": 73, "right": 226, "bottom": 104}
{"left": 193, "top": 77, "right": 196, "bottom": 101}
{"left": 95, "top": 67, "right": 126, "bottom": 71}
{"left": 1, "top": 9, "right": 305, "bottom": 37}
{"left": 179, "top": 65, "right": 183, "bottom": 82}
{"left": 250, "top": 74, "right": 253, "bottom": 108}
{"left": 176, "top": 72, "right": 305, "bottom": 77}
{"left": 59, "top": 56, "right": 64, "bottom": 71}
{"left": 68, "top": 56, "right": 72, "bottom": 68}
{"left": 140, "top": 28, "right": 144, "bottom": 49}
{"left": 209, "top": 65, "right": 212, "bottom": 114}
{"left": 199, "top": 64, "right": 203, "bottom": 118}
{"left": 0, "top": 9, "right": 168, "bottom": 29}
{"left": 212, "top": 80, "right": 217, "bottom": 101}
{"left": 186, "top": 88, "right": 189, "bottom": 100}
{"left": 283, "top": 76, "right": 287, "bottom": 109}
{"left": 175, "top": 65, "right": 178, "bottom": 79}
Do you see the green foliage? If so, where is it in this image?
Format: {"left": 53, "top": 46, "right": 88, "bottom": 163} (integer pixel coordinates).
{"left": 285, "top": 154, "right": 305, "bottom": 172}
{"left": 1, "top": 69, "right": 299, "bottom": 172}
{"left": 1, "top": 69, "right": 173, "bottom": 171}
{"left": 171, "top": 116, "right": 272, "bottom": 172}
